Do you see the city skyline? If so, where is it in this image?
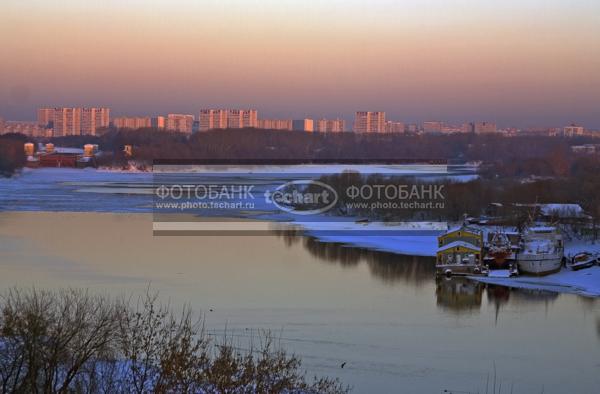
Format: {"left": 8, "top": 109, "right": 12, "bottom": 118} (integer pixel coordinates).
{"left": 1, "top": 106, "right": 589, "bottom": 136}
{"left": 1, "top": 1, "right": 600, "bottom": 128}
{"left": 5, "top": 105, "right": 597, "bottom": 133}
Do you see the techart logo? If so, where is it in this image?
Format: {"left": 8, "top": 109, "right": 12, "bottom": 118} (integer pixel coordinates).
{"left": 264, "top": 180, "right": 338, "bottom": 215}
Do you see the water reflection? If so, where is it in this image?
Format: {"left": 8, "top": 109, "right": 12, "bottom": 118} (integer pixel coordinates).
{"left": 436, "top": 277, "right": 484, "bottom": 313}
{"left": 278, "top": 232, "right": 436, "bottom": 285}
{"left": 282, "top": 233, "right": 574, "bottom": 315}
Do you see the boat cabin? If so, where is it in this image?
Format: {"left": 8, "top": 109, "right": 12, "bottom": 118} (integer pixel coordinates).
{"left": 437, "top": 225, "right": 483, "bottom": 265}
{"left": 437, "top": 241, "right": 482, "bottom": 265}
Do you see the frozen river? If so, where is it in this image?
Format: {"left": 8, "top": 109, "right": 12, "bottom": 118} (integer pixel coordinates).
{"left": 0, "top": 168, "right": 599, "bottom": 393}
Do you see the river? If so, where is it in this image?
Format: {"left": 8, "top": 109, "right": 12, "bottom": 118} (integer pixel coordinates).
{"left": 0, "top": 168, "right": 598, "bottom": 393}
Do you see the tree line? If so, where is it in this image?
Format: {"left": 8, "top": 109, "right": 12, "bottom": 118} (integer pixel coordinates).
{"left": 46, "top": 128, "right": 597, "bottom": 166}
{"left": 0, "top": 288, "right": 349, "bottom": 394}
{"left": 2, "top": 128, "right": 599, "bottom": 178}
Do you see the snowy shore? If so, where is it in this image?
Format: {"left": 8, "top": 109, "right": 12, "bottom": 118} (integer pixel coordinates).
{"left": 299, "top": 220, "right": 444, "bottom": 257}
{"left": 472, "top": 267, "right": 600, "bottom": 297}
{"left": 297, "top": 220, "right": 600, "bottom": 298}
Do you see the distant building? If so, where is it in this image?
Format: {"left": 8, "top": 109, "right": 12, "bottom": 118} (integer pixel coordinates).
{"left": 199, "top": 109, "right": 228, "bottom": 131}
{"left": 227, "top": 109, "right": 258, "bottom": 129}
{"left": 53, "top": 108, "right": 81, "bottom": 137}
{"left": 354, "top": 111, "right": 385, "bottom": 133}
{"left": 563, "top": 124, "right": 584, "bottom": 137}
{"left": 474, "top": 121, "right": 497, "bottom": 134}
{"left": 37, "top": 108, "right": 54, "bottom": 127}
{"left": 1, "top": 121, "right": 48, "bottom": 137}
{"left": 81, "top": 108, "right": 110, "bottom": 135}
{"left": 166, "top": 114, "right": 194, "bottom": 133}
{"left": 257, "top": 119, "right": 293, "bottom": 130}
{"left": 112, "top": 116, "right": 153, "bottom": 129}
{"left": 198, "top": 109, "right": 258, "bottom": 130}
{"left": 406, "top": 123, "right": 418, "bottom": 133}
{"left": 385, "top": 121, "right": 405, "bottom": 133}
{"left": 292, "top": 119, "right": 314, "bottom": 132}
{"left": 441, "top": 124, "right": 463, "bottom": 134}
{"left": 39, "top": 107, "right": 109, "bottom": 136}
{"left": 151, "top": 116, "right": 165, "bottom": 129}
{"left": 423, "top": 121, "right": 443, "bottom": 134}
{"left": 462, "top": 122, "right": 474, "bottom": 133}
{"left": 316, "top": 118, "right": 345, "bottom": 133}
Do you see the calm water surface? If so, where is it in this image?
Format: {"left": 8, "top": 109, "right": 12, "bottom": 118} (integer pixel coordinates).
{"left": 0, "top": 212, "right": 598, "bottom": 394}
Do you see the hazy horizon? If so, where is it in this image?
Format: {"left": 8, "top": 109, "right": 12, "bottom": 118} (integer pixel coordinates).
{"left": 1, "top": 0, "right": 599, "bottom": 128}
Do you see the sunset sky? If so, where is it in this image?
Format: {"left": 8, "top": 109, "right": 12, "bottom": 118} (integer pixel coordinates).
{"left": 1, "top": 0, "right": 599, "bottom": 128}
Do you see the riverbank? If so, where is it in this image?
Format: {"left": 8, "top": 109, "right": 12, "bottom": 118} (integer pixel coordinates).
{"left": 295, "top": 219, "right": 600, "bottom": 298}
{"left": 472, "top": 267, "right": 600, "bottom": 297}
{"left": 300, "top": 220, "right": 444, "bottom": 257}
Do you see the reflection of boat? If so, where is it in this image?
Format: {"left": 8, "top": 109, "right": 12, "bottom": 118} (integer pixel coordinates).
{"left": 516, "top": 227, "right": 564, "bottom": 276}
{"left": 567, "top": 252, "right": 598, "bottom": 271}
{"left": 436, "top": 277, "right": 484, "bottom": 312}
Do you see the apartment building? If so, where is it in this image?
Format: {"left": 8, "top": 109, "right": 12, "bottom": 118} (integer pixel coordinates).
{"left": 257, "top": 119, "right": 293, "bottom": 130}
{"left": 474, "top": 121, "right": 497, "bottom": 134}
{"left": 81, "top": 107, "right": 110, "bottom": 135}
{"left": 112, "top": 117, "right": 153, "bottom": 129}
{"left": 166, "top": 114, "right": 195, "bottom": 133}
{"left": 316, "top": 118, "right": 345, "bottom": 132}
{"left": 292, "top": 119, "right": 314, "bottom": 132}
{"left": 354, "top": 111, "right": 385, "bottom": 133}
{"left": 38, "top": 107, "right": 110, "bottom": 136}
{"left": 385, "top": 121, "right": 405, "bottom": 133}
{"left": 563, "top": 124, "right": 585, "bottom": 137}
{"left": 1, "top": 121, "right": 48, "bottom": 137}
{"left": 422, "top": 121, "right": 443, "bottom": 134}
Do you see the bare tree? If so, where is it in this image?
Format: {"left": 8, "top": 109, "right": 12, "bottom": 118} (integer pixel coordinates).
{"left": 0, "top": 288, "right": 349, "bottom": 394}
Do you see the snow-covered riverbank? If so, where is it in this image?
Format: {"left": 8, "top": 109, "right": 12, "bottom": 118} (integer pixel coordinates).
{"left": 297, "top": 220, "right": 600, "bottom": 298}
{"left": 472, "top": 267, "right": 600, "bottom": 297}
{"left": 299, "top": 220, "right": 444, "bottom": 257}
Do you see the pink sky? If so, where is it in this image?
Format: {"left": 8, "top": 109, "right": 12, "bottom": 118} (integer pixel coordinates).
{"left": 1, "top": 0, "right": 599, "bottom": 128}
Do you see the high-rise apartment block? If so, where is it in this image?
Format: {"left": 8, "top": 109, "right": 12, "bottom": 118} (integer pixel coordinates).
{"left": 228, "top": 109, "right": 258, "bottom": 129}
{"left": 474, "top": 121, "right": 497, "bottom": 134}
{"left": 151, "top": 116, "right": 165, "bottom": 129}
{"left": 385, "top": 121, "right": 405, "bottom": 133}
{"left": 81, "top": 107, "right": 110, "bottom": 135}
{"left": 113, "top": 117, "right": 152, "bottom": 129}
{"left": 354, "top": 111, "right": 385, "bottom": 133}
{"left": 198, "top": 109, "right": 258, "bottom": 131}
{"left": 316, "top": 118, "right": 345, "bottom": 132}
{"left": 38, "top": 107, "right": 110, "bottom": 136}
{"left": 53, "top": 108, "right": 81, "bottom": 137}
{"left": 422, "top": 121, "right": 443, "bottom": 134}
{"left": 462, "top": 122, "right": 475, "bottom": 133}
{"left": 37, "top": 108, "right": 54, "bottom": 127}
{"left": 563, "top": 124, "right": 584, "bottom": 137}
{"left": 166, "top": 114, "right": 195, "bottom": 133}
{"left": 199, "top": 109, "right": 228, "bottom": 131}
{"left": 257, "top": 119, "right": 293, "bottom": 130}
{"left": 292, "top": 119, "right": 314, "bottom": 132}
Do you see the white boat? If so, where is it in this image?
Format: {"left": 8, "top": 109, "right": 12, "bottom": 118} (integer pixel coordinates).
{"left": 567, "top": 252, "right": 598, "bottom": 271}
{"left": 516, "top": 226, "right": 564, "bottom": 276}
